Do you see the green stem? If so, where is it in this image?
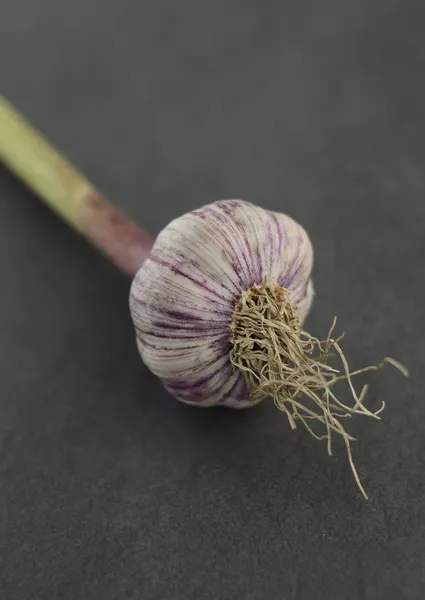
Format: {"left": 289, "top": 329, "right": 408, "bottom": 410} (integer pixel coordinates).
{"left": 0, "top": 95, "right": 153, "bottom": 276}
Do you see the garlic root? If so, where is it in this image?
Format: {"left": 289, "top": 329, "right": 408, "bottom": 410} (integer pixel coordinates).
{"left": 230, "top": 280, "right": 408, "bottom": 499}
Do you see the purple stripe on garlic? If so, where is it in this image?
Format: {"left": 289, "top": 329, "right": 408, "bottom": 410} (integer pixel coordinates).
{"left": 130, "top": 199, "right": 314, "bottom": 408}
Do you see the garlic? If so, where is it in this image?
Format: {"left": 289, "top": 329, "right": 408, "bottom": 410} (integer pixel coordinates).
{"left": 130, "top": 199, "right": 407, "bottom": 499}
{"left": 0, "top": 97, "right": 407, "bottom": 500}
{"left": 129, "top": 199, "right": 314, "bottom": 408}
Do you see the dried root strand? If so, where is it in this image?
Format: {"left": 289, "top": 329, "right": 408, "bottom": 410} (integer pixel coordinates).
{"left": 229, "top": 280, "right": 408, "bottom": 500}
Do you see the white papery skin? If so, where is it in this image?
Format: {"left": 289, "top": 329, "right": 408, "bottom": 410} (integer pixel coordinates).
{"left": 130, "top": 200, "right": 314, "bottom": 408}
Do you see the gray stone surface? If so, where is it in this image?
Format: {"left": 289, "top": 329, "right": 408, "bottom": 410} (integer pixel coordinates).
{"left": 1, "top": 1, "right": 424, "bottom": 598}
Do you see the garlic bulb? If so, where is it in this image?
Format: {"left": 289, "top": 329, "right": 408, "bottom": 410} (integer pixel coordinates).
{"left": 130, "top": 199, "right": 408, "bottom": 499}
{"left": 130, "top": 199, "right": 314, "bottom": 408}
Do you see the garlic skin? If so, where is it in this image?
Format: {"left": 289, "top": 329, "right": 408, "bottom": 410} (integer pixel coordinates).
{"left": 130, "top": 200, "right": 314, "bottom": 408}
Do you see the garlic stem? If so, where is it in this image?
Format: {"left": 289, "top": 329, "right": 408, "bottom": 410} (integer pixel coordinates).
{"left": 0, "top": 95, "right": 153, "bottom": 276}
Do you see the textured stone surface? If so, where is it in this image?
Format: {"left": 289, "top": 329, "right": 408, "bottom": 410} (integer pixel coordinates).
{"left": 1, "top": 1, "right": 424, "bottom": 598}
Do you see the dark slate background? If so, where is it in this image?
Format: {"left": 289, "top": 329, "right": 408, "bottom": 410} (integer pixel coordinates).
{"left": 1, "top": 1, "right": 424, "bottom": 598}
